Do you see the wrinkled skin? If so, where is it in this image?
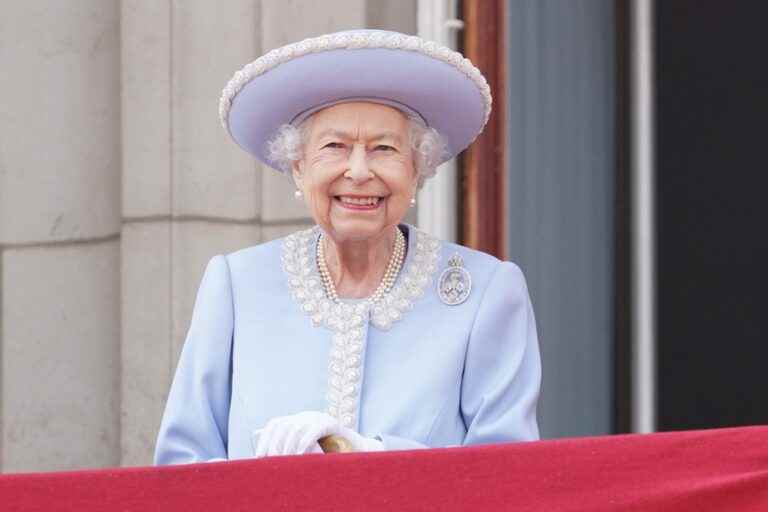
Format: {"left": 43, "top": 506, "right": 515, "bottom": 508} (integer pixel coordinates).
{"left": 292, "top": 101, "right": 418, "bottom": 298}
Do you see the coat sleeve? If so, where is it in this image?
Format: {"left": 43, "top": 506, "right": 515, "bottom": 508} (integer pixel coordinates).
{"left": 460, "top": 261, "right": 542, "bottom": 444}
{"left": 154, "top": 255, "right": 234, "bottom": 465}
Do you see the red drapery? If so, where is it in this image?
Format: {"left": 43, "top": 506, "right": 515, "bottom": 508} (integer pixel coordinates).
{"left": 2, "top": 426, "right": 767, "bottom": 511}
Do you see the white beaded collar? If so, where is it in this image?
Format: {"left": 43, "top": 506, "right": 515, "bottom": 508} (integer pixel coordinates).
{"left": 281, "top": 224, "right": 440, "bottom": 428}
{"left": 282, "top": 224, "right": 441, "bottom": 332}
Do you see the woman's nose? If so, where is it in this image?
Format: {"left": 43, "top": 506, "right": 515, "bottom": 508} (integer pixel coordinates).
{"left": 345, "top": 144, "right": 372, "bottom": 183}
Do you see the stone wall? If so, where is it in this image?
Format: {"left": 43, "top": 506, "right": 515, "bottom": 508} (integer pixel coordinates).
{"left": 0, "top": 0, "right": 416, "bottom": 471}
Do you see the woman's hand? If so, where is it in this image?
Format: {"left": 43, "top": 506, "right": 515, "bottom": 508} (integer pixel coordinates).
{"left": 252, "top": 411, "right": 384, "bottom": 457}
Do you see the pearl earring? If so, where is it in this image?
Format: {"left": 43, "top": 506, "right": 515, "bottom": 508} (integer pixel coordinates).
{"left": 294, "top": 189, "right": 303, "bottom": 199}
{"left": 409, "top": 197, "right": 416, "bottom": 207}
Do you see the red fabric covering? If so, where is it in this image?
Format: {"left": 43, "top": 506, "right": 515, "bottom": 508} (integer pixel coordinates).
{"left": 2, "top": 426, "right": 767, "bottom": 511}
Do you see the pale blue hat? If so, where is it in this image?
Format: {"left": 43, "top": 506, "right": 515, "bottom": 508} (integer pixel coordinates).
{"left": 219, "top": 29, "right": 492, "bottom": 172}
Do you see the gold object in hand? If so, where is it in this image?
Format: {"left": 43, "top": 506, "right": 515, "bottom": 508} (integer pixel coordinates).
{"left": 318, "top": 435, "right": 354, "bottom": 453}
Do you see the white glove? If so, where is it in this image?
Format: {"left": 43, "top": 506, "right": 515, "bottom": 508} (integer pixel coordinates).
{"left": 252, "top": 411, "right": 384, "bottom": 458}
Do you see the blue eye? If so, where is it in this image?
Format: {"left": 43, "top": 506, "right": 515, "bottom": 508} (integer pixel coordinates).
{"left": 375, "top": 145, "right": 395, "bottom": 151}
{"left": 322, "top": 142, "right": 345, "bottom": 149}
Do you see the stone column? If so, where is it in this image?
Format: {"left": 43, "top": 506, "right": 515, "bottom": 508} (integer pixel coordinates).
{"left": 0, "top": 1, "right": 121, "bottom": 471}
{"left": 120, "top": 0, "right": 261, "bottom": 466}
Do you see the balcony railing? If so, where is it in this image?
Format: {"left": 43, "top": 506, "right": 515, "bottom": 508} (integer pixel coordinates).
{"left": 1, "top": 425, "right": 766, "bottom": 511}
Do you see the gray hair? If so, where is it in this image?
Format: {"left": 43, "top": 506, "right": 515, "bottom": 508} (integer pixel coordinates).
{"left": 266, "top": 114, "right": 448, "bottom": 189}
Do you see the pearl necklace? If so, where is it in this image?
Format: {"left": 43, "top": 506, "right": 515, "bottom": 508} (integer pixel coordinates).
{"left": 316, "top": 228, "right": 406, "bottom": 304}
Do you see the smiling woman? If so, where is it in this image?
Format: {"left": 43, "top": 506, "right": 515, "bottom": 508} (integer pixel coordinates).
{"left": 154, "top": 29, "right": 542, "bottom": 463}
{"left": 289, "top": 102, "right": 425, "bottom": 298}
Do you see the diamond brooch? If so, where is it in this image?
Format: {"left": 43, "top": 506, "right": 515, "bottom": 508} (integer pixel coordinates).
{"left": 438, "top": 253, "right": 472, "bottom": 306}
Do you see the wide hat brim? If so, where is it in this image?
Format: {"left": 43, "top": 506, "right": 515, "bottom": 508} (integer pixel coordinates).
{"left": 219, "top": 30, "right": 491, "bottom": 172}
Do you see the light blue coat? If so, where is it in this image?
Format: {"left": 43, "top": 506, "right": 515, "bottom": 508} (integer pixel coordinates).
{"left": 154, "top": 223, "right": 541, "bottom": 464}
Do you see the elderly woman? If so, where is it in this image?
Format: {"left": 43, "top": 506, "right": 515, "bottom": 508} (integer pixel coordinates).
{"left": 154, "top": 29, "right": 541, "bottom": 464}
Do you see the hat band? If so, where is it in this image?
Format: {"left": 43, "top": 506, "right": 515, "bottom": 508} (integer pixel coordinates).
{"left": 290, "top": 96, "right": 428, "bottom": 127}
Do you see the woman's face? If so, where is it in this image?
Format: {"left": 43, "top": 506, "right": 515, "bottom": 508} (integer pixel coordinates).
{"left": 292, "top": 101, "right": 417, "bottom": 243}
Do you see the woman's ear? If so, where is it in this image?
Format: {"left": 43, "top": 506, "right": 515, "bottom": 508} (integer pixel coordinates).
{"left": 411, "top": 167, "right": 420, "bottom": 194}
{"left": 291, "top": 160, "right": 304, "bottom": 190}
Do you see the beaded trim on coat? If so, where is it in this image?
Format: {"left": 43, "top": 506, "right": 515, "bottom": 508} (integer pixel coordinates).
{"left": 219, "top": 31, "right": 492, "bottom": 133}
{"left": 281, "top": 225, "right": 441, "bottom": 428}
